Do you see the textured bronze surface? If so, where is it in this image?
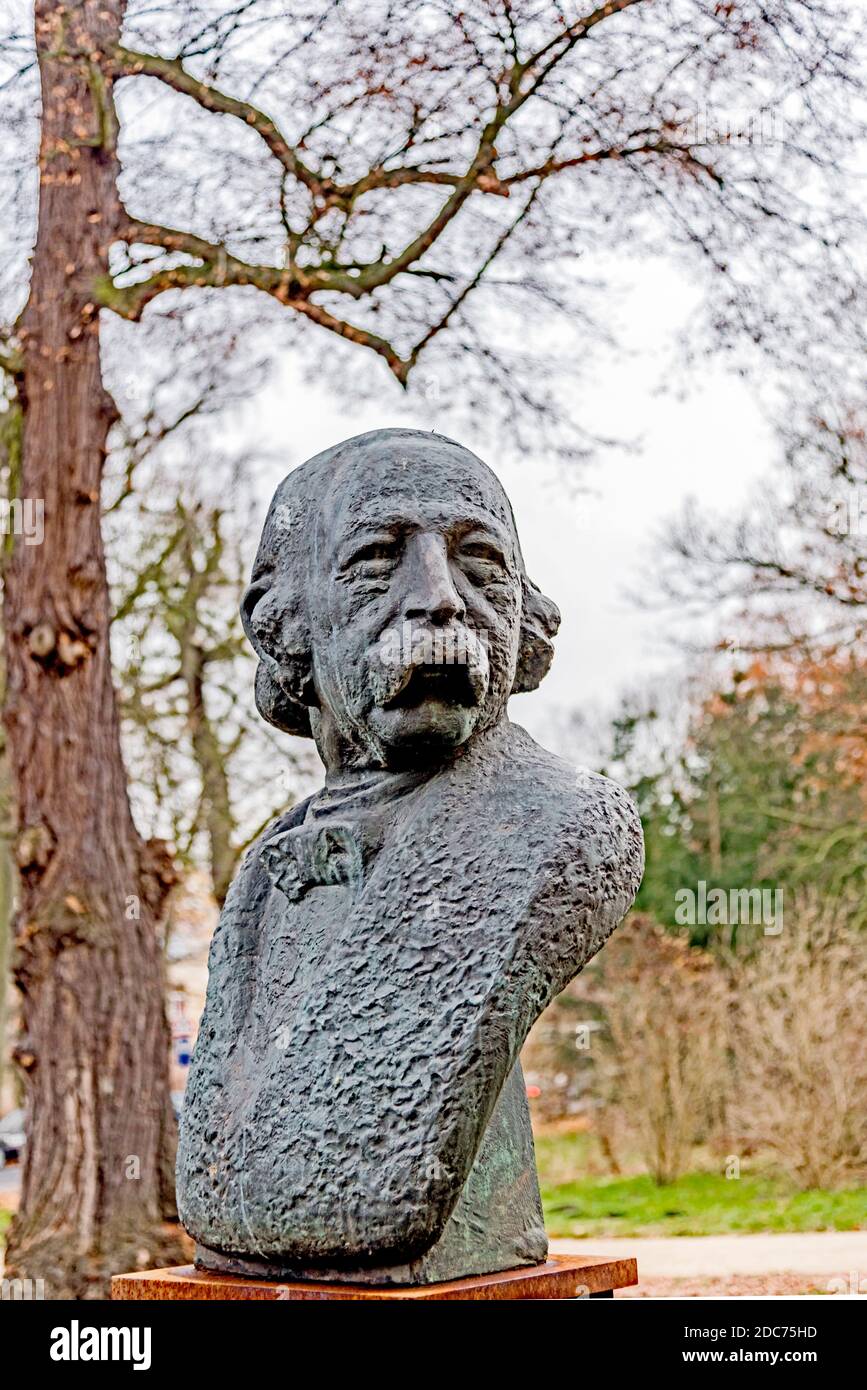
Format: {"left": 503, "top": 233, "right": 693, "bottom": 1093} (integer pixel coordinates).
{"left": 112, "top": 1254, "right": 638, "bottom": 1301}
{"left": 177, "top": 429, "right": 644, "bottom": 1283}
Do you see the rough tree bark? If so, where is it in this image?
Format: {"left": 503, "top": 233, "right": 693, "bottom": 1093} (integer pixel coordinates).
{"left": 2, "top": 0, "right": 183, "bottom": 1297}
{"left": 0, "top": 753, "right": 14, "bottom": 1107}
{"left": 174, "top": 517, "right": 239, "bottom": 908}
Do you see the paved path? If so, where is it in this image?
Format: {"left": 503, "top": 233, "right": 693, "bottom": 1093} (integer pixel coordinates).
{"left": 551, "top": 1232, "right": 867, "bottom": 1278}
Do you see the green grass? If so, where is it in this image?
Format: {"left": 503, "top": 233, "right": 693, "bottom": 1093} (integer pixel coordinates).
{"left": 536, "top": 1134, "right": 867, "bottom": 1237}
{"left": 0, "top": 1145, "right": 862, "bottom": 1248}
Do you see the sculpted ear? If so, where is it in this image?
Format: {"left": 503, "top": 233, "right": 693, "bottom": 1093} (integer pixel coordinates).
{"left": 512, "top": 577, "right": 560, "bottom": 694}
{"left": 241, "top": 576, "right": 317, "bottom": 738}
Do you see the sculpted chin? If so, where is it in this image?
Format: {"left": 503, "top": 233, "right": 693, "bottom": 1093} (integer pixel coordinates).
{"left": 177, "top": 428, "right": 644, "bottom": 1285}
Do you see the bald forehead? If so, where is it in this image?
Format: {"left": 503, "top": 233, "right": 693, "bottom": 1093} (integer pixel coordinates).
{"left": 327, "top": 437, "right": 515, "bottom": 534}
{"left": 256, "top": 433, "right": 521, "bottom": 583}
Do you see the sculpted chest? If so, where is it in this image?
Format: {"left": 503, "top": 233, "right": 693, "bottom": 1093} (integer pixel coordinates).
{"left": 177, "top": 724, "right": 642, "bottom": 1282}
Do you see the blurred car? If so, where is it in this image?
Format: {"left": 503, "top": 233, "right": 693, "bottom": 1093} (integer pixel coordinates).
{"left": 0, "top": 1108, "right": 25, "bottom": 1168}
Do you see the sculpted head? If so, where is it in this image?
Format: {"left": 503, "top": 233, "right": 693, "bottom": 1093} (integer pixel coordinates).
{"left": 242, "top": 429, "right": 560, "bottom": 773}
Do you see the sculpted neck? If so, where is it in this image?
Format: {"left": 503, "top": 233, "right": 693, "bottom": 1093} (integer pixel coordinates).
{"left": 310, "top": 704, "right": 508, "bottom": 785}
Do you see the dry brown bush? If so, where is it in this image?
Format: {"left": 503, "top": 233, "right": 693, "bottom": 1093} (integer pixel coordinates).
{"left": 574, "top": 913, "right": 731, "bottom": 1185}
{"left": 529, "top": 899, "right": 866, "bottom": 1192}
{"left": 726, "top": 893, "right": 867, "bottom": 1190}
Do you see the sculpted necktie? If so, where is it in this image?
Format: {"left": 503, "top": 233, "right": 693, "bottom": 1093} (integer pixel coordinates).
{"left": 260, "top": 821, "right": 366, "bottom": 899}
{"left": 260, "top": 767, "right": 428, "bottom": 900}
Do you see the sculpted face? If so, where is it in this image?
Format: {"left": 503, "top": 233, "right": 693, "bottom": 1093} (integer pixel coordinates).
{"left": 310, "top": 441, "right": 523, "bottom": 769}
{"left": 241, "top": 429, "right": 559, "bottom": 776}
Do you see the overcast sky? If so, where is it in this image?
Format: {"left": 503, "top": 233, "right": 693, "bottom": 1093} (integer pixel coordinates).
{"left": 230, "top": 254, "right": 777, "bottom": 757}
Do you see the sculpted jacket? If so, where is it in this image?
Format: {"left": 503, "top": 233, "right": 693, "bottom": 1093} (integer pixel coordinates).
{"left": 177, "top": 718, "right": 643, "bottom": 1284}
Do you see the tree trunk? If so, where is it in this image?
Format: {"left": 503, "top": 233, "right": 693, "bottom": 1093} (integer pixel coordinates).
{"left": 707, "top": 768, "right": 723, "bottom": 878}
{"left": 0, "top": 752, "right": 14, "bottom": 1107}
{"left": 185, "top": 647, "right": 238, "bottom": 908}
{"left": 2, "top": 0, "right": 183, "bottom": 1297}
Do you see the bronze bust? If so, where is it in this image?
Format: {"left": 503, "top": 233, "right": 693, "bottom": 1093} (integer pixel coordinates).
{"left": 177, "top": 428, "right": 643, "bottom": 1284}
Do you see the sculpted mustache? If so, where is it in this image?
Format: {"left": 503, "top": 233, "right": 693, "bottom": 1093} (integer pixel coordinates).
{"left": 373, "top": 624, "right": 490, "bottom": 706}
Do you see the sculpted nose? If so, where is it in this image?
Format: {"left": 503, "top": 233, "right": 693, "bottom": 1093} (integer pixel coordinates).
{"left": 403, "top": 534, "right": 465, "bottom": 626}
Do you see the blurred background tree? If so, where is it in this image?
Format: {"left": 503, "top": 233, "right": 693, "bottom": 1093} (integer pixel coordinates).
{"left": 526, "top": 388, "right": 867, "bottom": 1210}
{"left": 111, "top": 489, "right": 313, "bottom": 906}
{"left": 605, "top": 656, "right": 867, "bottom": 940}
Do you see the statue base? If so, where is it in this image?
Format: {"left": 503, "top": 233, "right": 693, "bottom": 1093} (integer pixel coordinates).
{"left": 112, "top": 1254, "right": 637, "bottom": 1301}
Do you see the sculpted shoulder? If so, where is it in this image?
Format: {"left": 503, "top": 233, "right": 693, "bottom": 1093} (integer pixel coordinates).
{"left": 491, "top": 720, "right": 645, "bottom": 934}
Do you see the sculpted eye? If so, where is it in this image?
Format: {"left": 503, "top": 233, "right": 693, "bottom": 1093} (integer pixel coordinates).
{"left": 460, "top": 541, "right": 505, "bottom": 564}
{"left": 456, "top": 537, "right": 507, "bottom": 581}
{"left": 344, "top": 538, "right": 401, "bottom": 574}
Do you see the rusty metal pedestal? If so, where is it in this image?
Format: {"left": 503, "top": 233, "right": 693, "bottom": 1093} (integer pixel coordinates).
{"left": 112, "top": 1253, "right": 637, "bottom": 1301}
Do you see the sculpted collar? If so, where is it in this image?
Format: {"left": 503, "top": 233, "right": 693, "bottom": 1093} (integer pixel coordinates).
{"left": 260, "top": 767, "right": 429, "bottom": 900}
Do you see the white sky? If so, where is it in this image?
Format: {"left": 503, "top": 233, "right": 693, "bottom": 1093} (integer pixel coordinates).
{"left": 230, "top": 256, "right": 776, "bottom": 754}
